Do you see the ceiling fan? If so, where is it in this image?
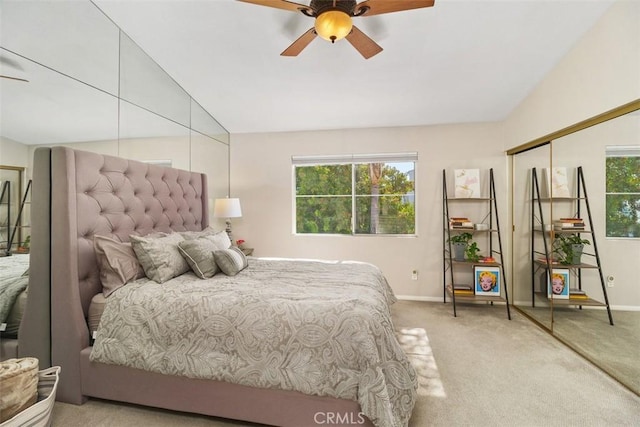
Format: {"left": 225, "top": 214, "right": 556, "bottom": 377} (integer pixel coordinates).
{"left": 238, "top": 0, "right": 435, "bottom": 59}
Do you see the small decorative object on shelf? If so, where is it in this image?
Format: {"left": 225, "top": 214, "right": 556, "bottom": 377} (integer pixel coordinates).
{"left": 569, "top": 287, "right": 589, "bottom": 300}
{"left": 553, "top": 217, "right": 585, "bottom": 230}
{"left": 236, "top": 239, "right": 253, "bottom": 256}
{"left": 544, "top": 166, "right": 571, "bottom": 198}
{"left": 16, "top": 235, "right": 30, "bottom": 254}
{"left": 447, "top": 232, "right": 473, "bottom": 262}
{"left": 554, "top": 233, "right": 590, "bottom": 265}
{"left": 452, "top": 284, "right": 473, "bottom": 296}
{"left": 454, "top": 169, "right": 480, "bottom": 198}
{"left": 547, "top": 269, "right": 570, "bottom": 299}
{"left": 474, "top": 265, "right": 501, "bottom": 296}
{"left": 449, "top": 217, "right": 474, "bottom": 229}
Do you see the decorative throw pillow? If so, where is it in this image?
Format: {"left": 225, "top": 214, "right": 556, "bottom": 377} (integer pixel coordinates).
{"left": 177, "top": 238, "right": 220, "bottom": 279}
{"left": 208, "top": 230, "right": 232, "bottom": 250}
{"left": 130, "top": 233, "right": 189, "bottom": 283}
{"left": 94, "top": 235, "right": 146, "bottom": 297}
{"left": 179, "top": 226, "right": 218, "bottom": 240}
{"left": 213, "top": 247, "right": 248, "bottom": 276}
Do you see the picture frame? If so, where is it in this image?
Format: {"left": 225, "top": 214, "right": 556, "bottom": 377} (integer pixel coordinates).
{"left": 547, "top": 268, "right": 570, "bottom": 299}
{"left": 474, "top": 265, "right": 500, "bottom": 296}
{"left": 544, "top": 167, "right": 571, "bottom": 198}
{"left": 454, "top": 169, "right": 480, "bottom": 198}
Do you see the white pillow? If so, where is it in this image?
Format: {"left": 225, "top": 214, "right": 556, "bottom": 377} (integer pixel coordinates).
{"left": 208, "top": 230, "right": 232, "bottom": 250}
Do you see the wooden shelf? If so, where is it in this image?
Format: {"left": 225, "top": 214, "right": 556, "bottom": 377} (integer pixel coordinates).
{"left": 534, "top": 260, "right": 598, "bottom": 269}
{"left": 533, "top": 291, "right": 605, "bottom": 307}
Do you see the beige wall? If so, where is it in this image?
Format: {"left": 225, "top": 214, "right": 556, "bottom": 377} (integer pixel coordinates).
{"left": 0, "top": 137, "right": 30, "bottom": 170}
{"left": 231, "top": 124, "right": 506, "bottom": 299}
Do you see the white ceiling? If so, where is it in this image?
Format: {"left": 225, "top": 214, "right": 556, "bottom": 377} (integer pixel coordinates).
{"left": 90, "top": 0, "right": 615, "bottom": 135}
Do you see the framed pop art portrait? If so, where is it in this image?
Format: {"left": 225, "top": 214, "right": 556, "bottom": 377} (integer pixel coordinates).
{"left": 474, "top": 266, "right": 500, "bottom": 296}
{"left": 547, "top": 269, "right": 570, "bottom": 299}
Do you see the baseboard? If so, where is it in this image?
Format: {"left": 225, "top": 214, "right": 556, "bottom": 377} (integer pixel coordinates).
{"left": 396, "top": 295, "right": 442, "bottom": 302}
{"left": 512, "top": 300, "right": 640, "bottom": 312}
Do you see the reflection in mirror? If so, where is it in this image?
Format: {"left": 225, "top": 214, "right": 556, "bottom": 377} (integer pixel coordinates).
{"left": 191, "top": 99, "right": 230, "bottom": 145}
{"left": 550, "top": 109, "right": 640, "bottom": 395}
{"left": 119, "top": 33, "right": 190, "bottom": 128}
{"left": 118, "top": 101, "right": 191, "bottom": 170}
{"left": 0, "top": 166, "right": 25, "bottom": 255}
{"left": 0, "top": 1, "right": 119, "bottom": 95}
{"left": 512, "top": 144, "right": 553, "bottom": 331}
{"left": 191, "top": 131, "right": 230, "bottom": 225}
{"left": 0, "top": 49, "right": 119, "bottom": 146}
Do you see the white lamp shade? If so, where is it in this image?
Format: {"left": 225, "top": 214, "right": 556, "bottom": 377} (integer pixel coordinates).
{"left": 213, "top": 198, "right": 242, "bottom": 218}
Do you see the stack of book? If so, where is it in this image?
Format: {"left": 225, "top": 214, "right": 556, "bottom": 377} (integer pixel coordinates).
{"left": 450, "top": 217, "right": 474, "bottom": 229}
{"left": 451, "top": 284, "right": 474, "bottom": 296}
{"left": 569, "top": 288, "right": 589, "bottom": 300}
{"left": 554, "top": 217, "right": 586, "bottom": 230}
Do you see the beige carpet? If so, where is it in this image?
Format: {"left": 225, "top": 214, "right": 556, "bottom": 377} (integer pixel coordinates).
{"left": 52, "top": 301, "right": 640, "bottom": 426}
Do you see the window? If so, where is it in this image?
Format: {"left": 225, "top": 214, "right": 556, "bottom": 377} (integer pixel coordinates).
{"left": 293, "top": 153, "right": 417, "bottom": 235}
{"left": 606, "top": 146, "right": 640, "bottom": 238}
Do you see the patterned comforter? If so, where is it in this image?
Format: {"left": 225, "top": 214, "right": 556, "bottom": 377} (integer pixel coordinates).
{"left": 90, "top": 257, "right": 417, "bottom": 427}
{"left": 0, "top": 254, "right": 30, "bottom": 323}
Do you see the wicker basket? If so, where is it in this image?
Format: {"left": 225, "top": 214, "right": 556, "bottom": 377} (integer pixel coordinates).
{"left": 0, "top": 365, "right": 60, "bottom": 427}
{"left": 0, "top": 357, "right": 39, "bottom": 423}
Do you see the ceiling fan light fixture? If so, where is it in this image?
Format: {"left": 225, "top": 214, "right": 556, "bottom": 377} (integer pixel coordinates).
{"left": 314, "top": 10, "right": 352, "bottom": 43}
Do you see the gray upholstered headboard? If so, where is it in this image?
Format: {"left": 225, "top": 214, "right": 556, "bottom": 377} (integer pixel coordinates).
{"left": 43, "top": 146, "right": 208, "bottom": 402}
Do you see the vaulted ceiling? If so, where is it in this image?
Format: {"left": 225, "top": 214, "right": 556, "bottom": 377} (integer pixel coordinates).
{"left": 3, "top": 1, "right": 615, "bottom": 136}
{"left": 92, "top": 0, "right": 615, "bottom": 134}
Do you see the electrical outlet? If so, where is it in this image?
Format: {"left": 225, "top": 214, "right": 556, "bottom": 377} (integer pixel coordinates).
{"left": 607, "top": 275, "right": 615, "bottom": 287}
{"left": 411, "top": 270, "right": 418, "bottom": 280}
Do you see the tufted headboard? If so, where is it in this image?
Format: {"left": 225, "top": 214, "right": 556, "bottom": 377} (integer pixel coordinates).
{"left": 41, "top": 146, "right": 208, "bottom": 402}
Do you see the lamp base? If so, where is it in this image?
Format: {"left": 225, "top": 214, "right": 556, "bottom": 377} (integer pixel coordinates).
{"left": 225, "top": 219, "right": 233, "bottom": 242}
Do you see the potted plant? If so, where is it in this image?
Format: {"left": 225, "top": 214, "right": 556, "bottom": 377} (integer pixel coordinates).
{"left": 448, "top": 232, "right": 481, "bottom": 262}
{"left": 16, "top": 235, "right": 30, "bottom": 254}
{"left": 555, "top": 233, "right": 590, "bottom": 265}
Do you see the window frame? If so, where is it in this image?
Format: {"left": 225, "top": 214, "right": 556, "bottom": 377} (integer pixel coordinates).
{"left": 292, "top": 153, "right": 418, "bottom": 236}
{"left": 605, "top": 145, "right": 640, "bottom": 239}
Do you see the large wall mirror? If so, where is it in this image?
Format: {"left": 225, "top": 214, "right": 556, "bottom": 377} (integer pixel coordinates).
{"left": 0, "top": 1, "right": 230, "bottom": 232}
{"left": 509, "top": 100, "right": 640, "bottom": 396}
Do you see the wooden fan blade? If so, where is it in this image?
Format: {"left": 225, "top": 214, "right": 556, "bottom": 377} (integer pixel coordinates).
{"left": 356, "top": 0, "right": 435, "bottom": 17}
{"left": 281, "top": 28, "right": 317, "bottom": 56}
{"left": 0, "top": 75, "right": 28, "bottom": 82}
{"left": 237, "top": 0, "right": 310, "bottom": 13}
{"left": 345, "top": 26, "right": 383, "bottom": 59}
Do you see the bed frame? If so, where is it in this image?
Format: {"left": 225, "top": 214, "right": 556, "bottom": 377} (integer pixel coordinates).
{"left": 33, "top": 146, "right": 372, "bottom": 427}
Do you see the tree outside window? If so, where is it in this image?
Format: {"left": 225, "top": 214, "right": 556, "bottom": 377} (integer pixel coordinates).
{"left": 295, "top": 158, "right": 415, "bottom": 235}
{"left": 606, "top": 147, "right": 640, "bottom": 238}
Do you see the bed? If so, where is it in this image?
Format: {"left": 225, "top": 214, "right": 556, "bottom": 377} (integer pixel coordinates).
{"left": 0, "top": 253, "right": 30, "bottom": 359}
{"left": 35, "top": 146, "right": 417, "bottom": 427}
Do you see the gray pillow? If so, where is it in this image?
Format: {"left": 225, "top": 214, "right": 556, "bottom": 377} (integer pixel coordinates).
{"left": 178, "top": 238, "right": 220, "bottom": 279}
{"left": 130, "top": 233, "right": 189, "bottom": 283}
{"left": 213, "top": 247, "right": 248, "bottom": 276}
